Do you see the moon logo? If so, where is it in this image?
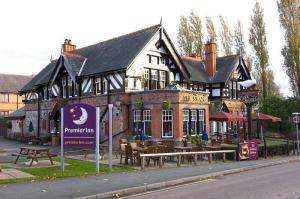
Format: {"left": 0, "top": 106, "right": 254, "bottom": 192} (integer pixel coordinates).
{"left": 73, "top": 107, "right": 88, "bottom": 125}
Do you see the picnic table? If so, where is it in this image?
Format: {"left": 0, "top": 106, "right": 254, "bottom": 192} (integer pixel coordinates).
{"left": 12, "top": 147, "right": 57, "bottom": 167}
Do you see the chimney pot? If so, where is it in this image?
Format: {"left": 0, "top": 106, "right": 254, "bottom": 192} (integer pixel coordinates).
{"left": 62, "top": 39, "right": 76, "bottom": 53}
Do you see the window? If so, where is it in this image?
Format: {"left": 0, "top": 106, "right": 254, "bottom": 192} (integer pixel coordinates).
{"left": 43, "top": 87, "right": 48, "bottom": 100}
{"left": 103, "top": 78, "right": 108, "bottom": 94}
{"left": 198, "top": 110, "right": 205, "bottom": 133}
{"left": 148, "top": 55, "right": 151, "bottom": 63}
{"left": 162, "top": 110, "right": 173, "bottom": 137}
{"left": 151, "top": 70, "right": 158, "bottom": 89}
{"left": 159, "top": 71, "right": 166, "bottom": 89}
{"left": 143, "top": 110, "right": 152, "bottom": 137}
{"left": 183, "top": 110, "right": 189, "bottom": 136}
{"left": 133, "top": 110, "right": 142, "bottom": 136}
{"left": 68, "top": 77, "right": 72, "bottom": 97}
{"left": 0, "top": 111, "right": 9, "bottom": 117}
{"left": 95, "top": 77, "right": 101, "bottom": 95}
{"left": 190, "top": 110, "right": 197, "bottom": 135}
{"left": 160, "top": 57, "right": 165, "bottom": 65}
{"left": 62, "top": 77, "right": 67, "bottom": 98}
{"left": 232, "top": 81, "right": 237, "bottom": 99}
{"left": 144, "top": 69, "right": 150, "bottom": 90}
{"left": 193, "top": 84, "right": 198, "bottom": 91}
{"left": 182, "top": 83, "right": 188, "bottom": 89}
{"left": 0, "top": 94, "right": 9, "bottom": 102}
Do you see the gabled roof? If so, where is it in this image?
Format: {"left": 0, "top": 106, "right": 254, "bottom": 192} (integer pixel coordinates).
{"left": 181, "top": 55, "right": 241, "bottom": 84}
{"left": 76, "top": 24, "right": 161, "bottom": 76}
{"left": 0, "top": 74, "right": 33, "bottom": 93}
{"left": 21, "top": 60, "right": 57, "bottom": 92}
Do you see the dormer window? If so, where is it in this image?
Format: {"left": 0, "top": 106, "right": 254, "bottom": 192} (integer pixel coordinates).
{"left": 151, "top": 70, "right": 158, "bottom": 89}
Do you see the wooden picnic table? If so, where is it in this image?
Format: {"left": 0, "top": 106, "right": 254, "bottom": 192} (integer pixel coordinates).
{"left": 12, "top": 147, "right": 56, "bottom": 167}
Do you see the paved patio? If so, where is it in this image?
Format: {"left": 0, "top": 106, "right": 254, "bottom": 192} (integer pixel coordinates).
{"left": 0, "top": 169, "right": 34, "bottom": 180}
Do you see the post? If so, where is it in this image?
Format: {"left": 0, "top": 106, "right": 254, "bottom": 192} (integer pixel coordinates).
{"left": 296, "top": 123, "right": 299, "bottom": 155}
{"left": 263, "top": 137, "right": 267, "bottom": 159}
{"left": 60, "top": 108, "right": 64, "bottom": 173}
{"left": 108, "top": 104, "right": 113, "bottom": 172}
{"left": 95, "top": 107, "right": 100, "bottom": 174}
{"left": 141, "top": 156, "right": 145, "bottom": 171}
{"left": 287, "top": 139, "right": 290, "bottom": 156}
{"left": 247, "top": 104, "right": 252, "bottom": 140}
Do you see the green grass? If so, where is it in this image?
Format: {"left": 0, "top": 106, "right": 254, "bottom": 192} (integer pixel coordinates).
{"left": 0, "top": 157, "right": 134, "bottom": 185}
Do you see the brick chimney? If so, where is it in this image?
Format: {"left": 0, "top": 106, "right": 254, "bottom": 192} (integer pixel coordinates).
{"left": 62, "top": 39, "right": 76, "bottom": 53}
{"left": 204, "top": 41, "right": 217, "bottom": 76}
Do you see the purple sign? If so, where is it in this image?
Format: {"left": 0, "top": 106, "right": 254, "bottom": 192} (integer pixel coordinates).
{"left": 62, "top": 103, "right": 96, "bottom": 149}
{"left": 248, "top": 139, "right": 258, "bottom": 160}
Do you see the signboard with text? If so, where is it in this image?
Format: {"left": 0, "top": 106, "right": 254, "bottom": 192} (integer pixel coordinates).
{"left": 293, "top": 113, "right": 300, "bottom": 124}
{"left": 248, "top": 139, "right": 258, "bottom": 160}
{"left": 62, "top": 103, "right": 96, "bottom": 149}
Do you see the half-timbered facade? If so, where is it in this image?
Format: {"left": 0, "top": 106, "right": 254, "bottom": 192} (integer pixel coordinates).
{"left": 19, "top": 23, "right": 251, "bottom": 145}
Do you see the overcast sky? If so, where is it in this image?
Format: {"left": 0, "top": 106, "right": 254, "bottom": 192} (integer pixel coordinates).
{"left": 0, "top": 0, "right": 292, "bottom": 96}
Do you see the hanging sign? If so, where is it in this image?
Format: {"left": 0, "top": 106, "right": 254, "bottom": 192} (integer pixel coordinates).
{"left": 248, "top": 139, "right": 258, "bottom": 160}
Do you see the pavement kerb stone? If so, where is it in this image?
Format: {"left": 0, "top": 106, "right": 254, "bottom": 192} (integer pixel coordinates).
{"left": 75, "top": 157, "right": 300, "bottom": 199}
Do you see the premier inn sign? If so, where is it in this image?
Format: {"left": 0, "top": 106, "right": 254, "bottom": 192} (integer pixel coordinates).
{"left": 62, "top": 103, "right": 96, "bottom": 149}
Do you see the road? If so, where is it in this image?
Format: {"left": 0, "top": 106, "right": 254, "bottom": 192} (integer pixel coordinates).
{"left": 125, "top": 161, "right": 300, "bottom": 199}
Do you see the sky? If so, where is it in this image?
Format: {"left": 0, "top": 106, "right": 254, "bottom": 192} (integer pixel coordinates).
{"left": 0, "top": 0, "right": 292, "bottom": 96}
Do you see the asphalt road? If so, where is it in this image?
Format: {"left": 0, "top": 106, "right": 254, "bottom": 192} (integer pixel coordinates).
{"left": 125, "top": 161, "right": 300, "bottom": 199}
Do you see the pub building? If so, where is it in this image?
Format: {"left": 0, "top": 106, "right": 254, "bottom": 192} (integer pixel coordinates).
{"left": 19, "top": 22, "right": 252, "bottom": 146}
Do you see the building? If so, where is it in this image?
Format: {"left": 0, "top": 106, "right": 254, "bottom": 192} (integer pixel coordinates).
{"left": 0, "top": 74, "right": 33, "bottom": 117}
{"left": 19, "top": 23, "right": 251, "bottom": 145}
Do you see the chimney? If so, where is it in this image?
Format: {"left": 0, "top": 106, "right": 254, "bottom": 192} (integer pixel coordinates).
{"left": 62, "top": 39, "right": 76, "bottom": 53}
{"left": 204, "top": 41, "right": 217, "bottom": 76}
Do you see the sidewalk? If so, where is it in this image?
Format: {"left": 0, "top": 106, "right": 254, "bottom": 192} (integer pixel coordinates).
{"left": 1, "top": 156, "right": 300, "bottom": 199}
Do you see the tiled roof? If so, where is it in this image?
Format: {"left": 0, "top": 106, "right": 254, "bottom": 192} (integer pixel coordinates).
{"left": 181, "top": 55, "right": 240, "bottom": 84}
{"left": 6, "top": 107, "right": 25, "bottom": 119}
{"left": 73, "top": 24, "right": 161, "bottom": 76}
{"left": 0, "top": 74, "right": 33, "bottom": 93}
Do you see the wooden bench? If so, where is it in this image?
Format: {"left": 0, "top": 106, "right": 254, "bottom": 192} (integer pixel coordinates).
{"left": 12, "top": 147, "right": 57, "bottom": 167}
{"left": 139, "top": 150, "right": 236, "bottom": 171}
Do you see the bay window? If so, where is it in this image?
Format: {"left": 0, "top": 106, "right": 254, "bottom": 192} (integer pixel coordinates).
{"left": 151, "top": 70, "right": 158, "bottom": 89}
{"left": 159, "top": 71, "right": 166, "bottom": 89}
{"left": 162, "top": 110, "right": 173, "bottom": 137}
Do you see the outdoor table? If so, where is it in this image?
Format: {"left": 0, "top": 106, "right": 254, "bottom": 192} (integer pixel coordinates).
{"left": 12, "top": 147, "right": 56, "bottom": 167}
{"left": 204, "top": 145, "right": 222, "bottom": 151}
{"left": 174, "top": 146, "right": 192, "bottom": 163}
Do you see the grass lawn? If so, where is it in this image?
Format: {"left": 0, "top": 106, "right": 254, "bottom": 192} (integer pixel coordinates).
{"left": 0, "top": 157, "right": 134, "bottom": 185}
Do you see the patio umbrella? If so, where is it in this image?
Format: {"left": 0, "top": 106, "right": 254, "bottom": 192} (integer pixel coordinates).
{"left": 252, "top": 113, "right": 282, "bottom": 139}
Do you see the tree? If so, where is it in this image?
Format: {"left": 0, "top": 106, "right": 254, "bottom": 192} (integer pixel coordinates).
{"left": 177, "top": 15, "right": 193, "bottom": 56}
{"left": 189, "top": 11, "right": 204, "bottom": 59}
{"left": 234, "top": 20, "right": 246, "bottom": 57}
{"left": 278, "top": 0, "right": 300, "bottom": 98}
{"left": 249, "top": 2, "right": 279, "bottom": 99}
{"left": 219, "top": 15, "right": 233, "bottom": 56}
{"left": 206, "top": 16, "right": 217, "bottom": 42}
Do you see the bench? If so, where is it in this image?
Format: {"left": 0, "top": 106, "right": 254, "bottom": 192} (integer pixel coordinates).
{"left": 12, "top": 147, "right": 56, "bottom": 167}
{"left": 139, "top": 150, "right": 236, "bottom": 171}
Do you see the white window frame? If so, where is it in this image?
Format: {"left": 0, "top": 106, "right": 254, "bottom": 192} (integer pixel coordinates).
{"left": 151, "top": 70, "right": 158, "bottom": 90}
{"left": 190, "top": 110, "right": 197, "bottom": 135}
{"left": 162, "top": 110, "right": 173, "bottom": 138}
{"left": 143, "top": 110, "right": 152, "bottom": 137}
{"left": 160, "top": 57, "right": 165, "bottom": 65}
{"left": 159, "top": 71, "right": 166, "bottom": 89}
{"left": 144, "top": 69, "right": 150, "bottom": 90}
{"left": 198, "top": 110, "right": 205, "bottom": 132}
{"left": 183, "top": 110, "right": 189, "bottom": 136}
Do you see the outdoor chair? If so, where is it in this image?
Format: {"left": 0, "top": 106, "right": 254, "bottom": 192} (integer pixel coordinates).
{"left": 145, "top": 146, "right": 159, "bottom": 166}
{"left": 130, "top": 142, "right": 138, "bottom": 149}
{"left": 125, "top": 145, "right": 138, "bottom": 165}
{"left": 119, "top": 138, "right": 127, "bottom": 145}
{"left": 119, "top": 144, "right": 127, "bottom": 164}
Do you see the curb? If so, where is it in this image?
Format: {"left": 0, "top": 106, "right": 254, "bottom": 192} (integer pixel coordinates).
{"left": 75, "top": 157, "right": 300, "bottom": 199}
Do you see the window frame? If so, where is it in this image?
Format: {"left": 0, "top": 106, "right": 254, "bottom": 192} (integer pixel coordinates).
{"left": 162, "top": 110, "right": 173, "bottom": 138}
